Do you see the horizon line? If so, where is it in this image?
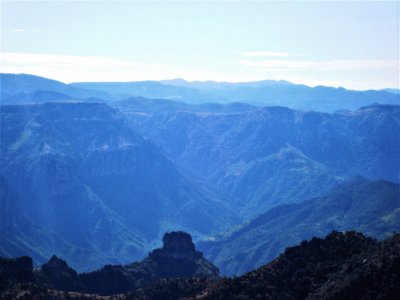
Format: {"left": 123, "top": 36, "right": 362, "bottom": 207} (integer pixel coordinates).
{"left": 2, "top": 72, "right": 399, "bottom": 92}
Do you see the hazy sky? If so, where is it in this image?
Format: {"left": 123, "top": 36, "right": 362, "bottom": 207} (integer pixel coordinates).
{"left": 1, "top": 1, "right": 399, "bottom": 89}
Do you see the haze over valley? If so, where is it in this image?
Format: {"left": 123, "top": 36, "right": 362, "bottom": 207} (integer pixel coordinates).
{"left": 1, "top": 1, "right": 399, "bottom": 299}
{"left": 1, "top": 73, "right": 399, "bottom": 274}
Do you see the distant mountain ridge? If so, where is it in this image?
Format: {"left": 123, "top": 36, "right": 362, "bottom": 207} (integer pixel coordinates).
{"left": 1, "top": 73, "right": 399, "bottom": 111}
{"left": 0, "top": 73, "right": 112, "bottom": 101}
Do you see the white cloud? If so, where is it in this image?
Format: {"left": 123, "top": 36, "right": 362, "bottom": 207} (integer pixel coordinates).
{"left": 1, "top": 52, "right": 398, "bottom": 90}
{"left": 0, "top": 52, "right": 168, "bottom": 82}
{"left": 1, "top": 52, "right": 165, "bottom": 69}
{"left": 0, "top": 52, "right": 250, "bottom": 83}
{"left": 240, "top": 59, "right": 398, "bottom": 71}
{"left": 241, "top": 51, "right": 290, "bottom": 57}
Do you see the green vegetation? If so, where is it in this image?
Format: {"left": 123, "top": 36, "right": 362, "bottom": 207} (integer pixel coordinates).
{"left": 199, "top": 179, "right": 400, "bottom": 275}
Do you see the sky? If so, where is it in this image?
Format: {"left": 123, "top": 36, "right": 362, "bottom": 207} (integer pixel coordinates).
{"left": 1, "top": 1, "right": 399, "bottom": 90}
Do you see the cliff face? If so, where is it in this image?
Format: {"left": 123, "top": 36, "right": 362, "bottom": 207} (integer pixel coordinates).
{"left": 150, "top": 231, "right": 203, "bottom": 261}
{"left": 138, "top": 231, "right": 219, "bottom": 282}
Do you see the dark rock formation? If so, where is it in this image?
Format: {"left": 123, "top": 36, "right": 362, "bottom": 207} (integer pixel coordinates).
{"left": 125, "top": 277, "right": 214, "bottom": 300}
{"left": 1, "top": 231, "right": 399, "bottom": 299}
{"left": 79, "top": 264, "right": 139, "bottom": 295}
{"left": 0, "top": 231, "right": 219, "bottom": 297}
{"left": 36, "top": 255, "right": 84, "bottom": 292}
{"left": 0, "top": 256, "right": 34, "bottom": 293}
{"left": 150, "top": 231, "right": 203, "bottom": 261}
{"left": 80, "top": 231, "right": 219, "bottom": 295}
{"left": 191, "top": 231, "right": 400, "bottom": 300}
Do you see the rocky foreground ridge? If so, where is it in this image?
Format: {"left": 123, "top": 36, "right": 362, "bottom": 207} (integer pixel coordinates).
{"left": 1, "top": 231, "right": 399, "bottom": 300}
{"left": 0, "top": 231, "right": 219, "bottom": 298}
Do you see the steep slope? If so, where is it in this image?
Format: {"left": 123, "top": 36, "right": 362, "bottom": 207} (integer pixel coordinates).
{"left": 193, "top": 231, "right": 400, "bottom": 300}
{"left": 128, "top": 104, "right": 400, "bottom": 217}
{"left": 35, "top": 255, "right": 85, "bottom": 292}
{"left": 0, "top": 102, "right": 238, "bottom": 271}
{"left": 198, "top": 179, "right": 400, "bottom": 275}
{"left": 0, "top": 173, "right": 139, "bottom": 272}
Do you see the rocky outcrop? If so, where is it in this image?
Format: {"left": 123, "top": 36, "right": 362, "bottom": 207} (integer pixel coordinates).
{"left": 36, "top": 255, "right": 84, "bottom": 292}
{"left": 0, "top": 231, "right": 218, "bottom": 297}
{"left": 81, "top": 231, "right": 219, "bottom": 295}
{"left": 149, "top": 231, "right": 203, "bottom": 260}
{"left": 1, "top": 231, "right": 399, "bottom": 299}
{"left": 0, "top": 232, "right": 219, "bottom": 296}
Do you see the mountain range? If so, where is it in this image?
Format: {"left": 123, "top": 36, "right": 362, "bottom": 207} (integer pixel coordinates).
{"left": 1, "top": 73, "right": 399, "bottom": 111}
{"left": 125, "top": 103, "right": 400, "bottom": 218}
{"left": 1, "top": 73, "right": 399, "bottom": 280}
{"left": 0, "top": 102, "right": 237, "bottom": 271}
